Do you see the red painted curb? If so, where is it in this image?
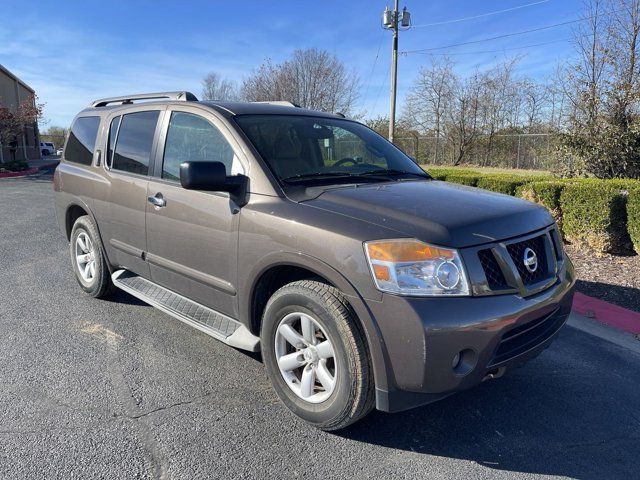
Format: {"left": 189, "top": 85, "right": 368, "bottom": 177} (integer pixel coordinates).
{"left": 572, "top": 291, "right": 640, "bottom": 335}
{"left": 0, "top": 167, "right": 39, "bottom": 179}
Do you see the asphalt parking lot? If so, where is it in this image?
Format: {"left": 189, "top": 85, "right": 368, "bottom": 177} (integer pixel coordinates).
{"left": 1, "top": 173, "right": 639, "bottom": 479}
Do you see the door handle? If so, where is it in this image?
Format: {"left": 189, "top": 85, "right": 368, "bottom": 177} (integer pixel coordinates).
{"left": 147, "top": 193, "right": 166, "bottom": 208}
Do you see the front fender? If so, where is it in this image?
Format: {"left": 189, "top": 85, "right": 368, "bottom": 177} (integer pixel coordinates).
{"left": 240, "top": 251, "right": 392, "bottom": 393}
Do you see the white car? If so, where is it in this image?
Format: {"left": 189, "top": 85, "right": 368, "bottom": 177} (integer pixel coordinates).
{"left": 40, "top": 142, "right": 56, "bottom": 156}
{"left": 56, "top": 148, "right": 63, "bottom": 156}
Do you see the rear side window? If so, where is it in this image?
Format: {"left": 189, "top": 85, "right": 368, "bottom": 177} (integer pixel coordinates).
{"left": 112, "top": 111, "right": 159, "bottom": 175}
{"left": 65, "top": 116, "right": 100, "bottom": 165}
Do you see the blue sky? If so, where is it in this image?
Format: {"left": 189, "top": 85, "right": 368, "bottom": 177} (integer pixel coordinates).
{"left": 0, "top": 0, "right": 583, "bottom": 127}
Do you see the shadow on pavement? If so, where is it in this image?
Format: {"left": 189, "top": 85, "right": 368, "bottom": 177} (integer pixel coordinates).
{"left": 338, "top": 327, "right": 640, "bottom": 479}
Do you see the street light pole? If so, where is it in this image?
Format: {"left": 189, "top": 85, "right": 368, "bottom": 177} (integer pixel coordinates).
{"left": 383, "top": 2, "right": 410, "bottom": 144}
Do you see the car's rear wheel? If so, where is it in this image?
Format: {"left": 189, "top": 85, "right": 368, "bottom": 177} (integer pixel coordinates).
{"left": 70, "top": 215, "right": 113, "bottom": 298}
{"left": 261, "top": 280, "right": 374, "bottom": 431}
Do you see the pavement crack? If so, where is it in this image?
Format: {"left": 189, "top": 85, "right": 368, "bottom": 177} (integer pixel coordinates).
{"left": 106, "top": 345, "right": 168, "bottom": 480}
{"left": 126, "top": 392, "right": 213, "bottom": 420}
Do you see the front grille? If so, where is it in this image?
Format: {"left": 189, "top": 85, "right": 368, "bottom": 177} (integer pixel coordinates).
{"left": 506, "top": 235, "right": 548, "bottom": 285}
{"left": 489, "top": 308, "right": 566, "bottom": 366}
{"left": 478, "top": 249, "right": 508, "bottom": 289}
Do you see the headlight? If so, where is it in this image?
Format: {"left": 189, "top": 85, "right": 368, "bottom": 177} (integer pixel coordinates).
{"left": 364, "top": 239, "right": 470, "bottom": 296}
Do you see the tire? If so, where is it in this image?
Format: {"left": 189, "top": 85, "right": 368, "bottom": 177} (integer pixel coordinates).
{"left": 261, "top": 280, "right": 375, "bottom": 431}
{"left": 69, "top": 215, "right": 113, "bottom": 298}
{"left": 42, "top": 149, "right": 49, "bottom": 156}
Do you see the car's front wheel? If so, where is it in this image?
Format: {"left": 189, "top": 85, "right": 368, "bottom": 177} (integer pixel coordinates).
{"left": 70, "top": 215, "right": 113, "bottom": 298}
{"left": 261, "top": 280, "right": 374, "bottom": 431}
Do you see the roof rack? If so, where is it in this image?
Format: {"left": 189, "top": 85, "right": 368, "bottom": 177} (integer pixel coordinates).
{"left": 252, "top": 101, "right": 301, "bottom": 108}
{"left": 90, "top": 91, "right": 198, "bottom": 108}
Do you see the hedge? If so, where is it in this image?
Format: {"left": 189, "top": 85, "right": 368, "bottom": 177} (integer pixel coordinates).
{"left": 560, "top": 182, "right": 632, "bottom": 253}
{"left": 443, "top": 172, "right": 480, "bottom": 186}
{"left": 627, "top": 186, "right": 640, "bottom": 253}
{"left": 476, "top": 174, "right": 539, "bottom": 195}
{"left": 518, "top": 180, "right": 568, "bottom": 227}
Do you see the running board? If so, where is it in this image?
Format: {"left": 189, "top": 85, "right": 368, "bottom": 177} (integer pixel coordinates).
{"left": 112, "top": 270, "right": 260, "bottom": 352}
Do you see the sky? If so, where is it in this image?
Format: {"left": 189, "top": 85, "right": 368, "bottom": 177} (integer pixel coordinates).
{"left": 0, "top": 0, "right": 584, "bottom": 128}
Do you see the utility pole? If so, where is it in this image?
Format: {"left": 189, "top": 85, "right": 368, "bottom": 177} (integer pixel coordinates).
{"left": 383, "top": 2, "right": 410, "bottom": 143}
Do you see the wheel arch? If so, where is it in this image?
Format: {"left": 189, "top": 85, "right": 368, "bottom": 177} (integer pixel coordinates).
{"left": 243, "top": 252, "right": 390, "bottom": 392}
{"left": 65, "top": 200, "right": 113, "bottom": 273}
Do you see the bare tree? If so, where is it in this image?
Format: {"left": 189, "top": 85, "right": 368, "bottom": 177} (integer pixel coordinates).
{"left": 403, "top": 56, "right": 455, "bottom": 162}
{"left": 241, "top": 48, "right": 360, "bottom": 115}
{"left": 560, "top": 0, "right": 640, "bottom": 178}
{"left": 201, "top": 72, "right": 239, "bottom": 101}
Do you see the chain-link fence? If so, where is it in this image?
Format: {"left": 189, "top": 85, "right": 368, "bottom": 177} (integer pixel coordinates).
{"left": 394, "top": 133, "right": 558, "bottom": 171}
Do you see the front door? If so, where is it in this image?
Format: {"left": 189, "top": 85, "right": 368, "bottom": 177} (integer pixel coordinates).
{"left": 145, "top": 108, "right": 245, "bottom": 317}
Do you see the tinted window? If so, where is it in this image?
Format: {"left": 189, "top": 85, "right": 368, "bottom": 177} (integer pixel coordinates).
{"left": 162, "top": 112, "right": 235, "bottom": 180}
{"left": 112, "top": 111, "right": 159, "bottom": 175}
{"left": 108, "top": 116, "right": 121, "bottom": 167}
{"left": 65, "top": 116, "right": 100, "bottom": 165}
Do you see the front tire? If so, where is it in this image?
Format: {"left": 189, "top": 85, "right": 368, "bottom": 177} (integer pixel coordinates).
{"left": 261, "top": 280, "right": 374, "bottom": 431}
{"left": 70, "top": 215, "right": 113, "bottom": 298}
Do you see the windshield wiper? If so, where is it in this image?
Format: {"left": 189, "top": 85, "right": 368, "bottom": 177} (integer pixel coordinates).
{"left": 357, "top": 169, "right": 430, "bottom": 178}
{"left": 282, "top": 171, "right": 359, "bottom": 183}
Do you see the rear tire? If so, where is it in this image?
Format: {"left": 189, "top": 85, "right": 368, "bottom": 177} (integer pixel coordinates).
{"left": 70, "top": 215, "right": 113, "bottom": 298}
{"left": 261, "top": 280, "right": 375, "bottom": 431}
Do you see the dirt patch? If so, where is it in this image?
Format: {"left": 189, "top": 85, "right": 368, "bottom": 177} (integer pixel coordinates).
{"left": 565, "top": 244, "right": 640, "bottom": 312}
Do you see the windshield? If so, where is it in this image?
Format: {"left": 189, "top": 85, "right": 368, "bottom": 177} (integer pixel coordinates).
{"left": 234, "top": 115, "right": 427, "bottom": 184}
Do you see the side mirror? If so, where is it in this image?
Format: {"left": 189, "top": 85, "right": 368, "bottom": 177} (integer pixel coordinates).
{"left": 179, "top": 161, "right": 248, "bottom": 206}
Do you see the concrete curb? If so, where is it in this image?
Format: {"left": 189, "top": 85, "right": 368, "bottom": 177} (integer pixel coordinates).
{"left": 572, "top": 291, "right": 640, "bottom": 335}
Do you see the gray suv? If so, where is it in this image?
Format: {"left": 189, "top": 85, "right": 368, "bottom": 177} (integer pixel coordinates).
{"left": 54, "top": 91, "right": 575, "bottom": 430}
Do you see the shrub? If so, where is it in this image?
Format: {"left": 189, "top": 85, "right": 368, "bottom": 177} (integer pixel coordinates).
{"left": 476, "top": 174, "right": 536, "bottom": 195}
{"left": 560, "top": 181, "right": 632, "bottom": 253}
{"left": 0, "top": 160, "right": 28, "bottom": 172}
{"left": 627, "top": 186, "right": 640, "bottom": 254}
{"left": 519, "top": 180, "right": 566, "bottom": 211}
{"left": 424, "top": 166, "right": 477, "bottom": 180}
{"left": 443, "top": 172, "right": 480, "bottom": 186}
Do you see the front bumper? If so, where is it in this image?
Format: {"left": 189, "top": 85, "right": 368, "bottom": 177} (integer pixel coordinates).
{"left": 370, "top": 256, "right": 576, "bottom": 413}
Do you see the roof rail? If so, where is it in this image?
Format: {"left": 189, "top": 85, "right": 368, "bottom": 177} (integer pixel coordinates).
{"left": 252, "top": 101, "right": 301, "bottom": 108}
{"left": 90, "top": 91, "right": 198, "bottom": 108}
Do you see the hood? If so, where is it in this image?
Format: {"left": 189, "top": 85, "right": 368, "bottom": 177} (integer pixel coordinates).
{"left": 303, "top": 180, "right": 554, "bottom": 248}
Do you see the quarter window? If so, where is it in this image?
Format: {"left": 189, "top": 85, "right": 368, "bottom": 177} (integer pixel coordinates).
{"left": 162, "top": 112, "right": 237, "bottom": 181}
{"left": 112, "top": 111, "right": 159, "bottom": 175}
{"left": 65, "top": 116, "right": 100, "bottom": 166}
{"left": 108, "top": 116, "right": 121, "bottom": 167}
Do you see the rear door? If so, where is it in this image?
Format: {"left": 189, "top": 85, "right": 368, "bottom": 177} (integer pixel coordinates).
{"left": 145, "top": 106, "right": 246, "bottom": 317}
{"left": 95, "top": 107, "right": 164, "bottom": 278}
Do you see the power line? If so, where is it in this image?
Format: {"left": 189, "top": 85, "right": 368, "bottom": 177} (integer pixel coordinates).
{"left": 411, "top": 0, "right": 551, "bottom": 28}
{"left": 408, "top": 38, "right": 569, "bottom": 56}
{"left": 363, "top": 30, "right": 385, "bottom": 101}
{"left": 371, "top": 61, "right": 392, "bottom": 114}
{"left": 403, "top": 7, "right": 623, "bottom": 55}
{"left": 403, "top": 18, "right": 581, "bottom": 54}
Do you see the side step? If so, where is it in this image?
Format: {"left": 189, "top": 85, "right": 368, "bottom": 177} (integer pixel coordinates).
{"left": 112, "top": 270, "right": 260, "bottom": 352}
